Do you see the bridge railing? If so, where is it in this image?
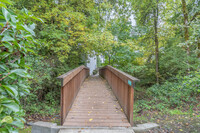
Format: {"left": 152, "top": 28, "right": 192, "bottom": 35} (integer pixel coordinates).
{"left": 57, "top": 65, "right": 89, "bottom": 125}
{"left": 99, "top": 65, "right": 139, "bottom": 126}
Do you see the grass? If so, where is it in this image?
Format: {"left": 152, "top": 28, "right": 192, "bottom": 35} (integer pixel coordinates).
{"left": 168, "top": 109, "right": 189, "bottom": 115}
{"left": 133, "top": 101, "right": 200, "bottom": 132}
{"left": 19, "top": 127, "right": 31, "bottom": 133}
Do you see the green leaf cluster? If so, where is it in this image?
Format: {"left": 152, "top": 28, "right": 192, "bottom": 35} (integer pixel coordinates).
{"left": 0, "top": 4, "right": 37, "bottom": 132}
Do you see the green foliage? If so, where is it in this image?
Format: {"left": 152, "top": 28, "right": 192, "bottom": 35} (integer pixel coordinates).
{"left": 14, "top": 0, "right": 100, "bottom": 62}
{"left": 168, "top": 109, "right": 189, "bottom": 115}
{"left": 21, "top": 55, "right": 73, "bottom": 115}
{"left": 0, "top": 0, "right": 198, "bottom": 128}
{"left": 19, "top": 127, "right": 31, "bottom": 133}
{"left": 97, "top": 56, "right": 102, "bottom": 67}
{"left": 0, "top": 4, "right": 37, "bottom": 132}
{"left": 134, "top": 71, "right": 200, "bottom": 112}
{"left": 10, "top": 0, "right": 99, "bottom": 118}
{"left": 146, "top": 71, "right": 200, "bottom": 110}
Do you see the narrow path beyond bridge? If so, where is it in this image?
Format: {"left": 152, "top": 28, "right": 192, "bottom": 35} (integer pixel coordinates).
{"left": 64, "top": 76, "right": 131, "bottom": 127}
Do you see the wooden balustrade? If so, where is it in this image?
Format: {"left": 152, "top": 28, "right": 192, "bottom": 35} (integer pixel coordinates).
{"left": 99, "top": 65, "right": 139, "bottom": 126}
{"left": 57, "top": 65, "right": 89, "bottom": 125}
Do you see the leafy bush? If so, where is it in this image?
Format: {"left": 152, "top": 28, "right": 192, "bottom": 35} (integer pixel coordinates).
{"left": 0, "top": 4, "right": 37, "bottom": 133}
{"left": 21, "top": 55, "right": 72, "bottom": 115}
{"left": 146, "top": 71, "right": 200, "bottom": 109}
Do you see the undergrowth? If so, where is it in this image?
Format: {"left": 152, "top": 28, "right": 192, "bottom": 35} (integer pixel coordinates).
{"left": 134, "top": 71, "right": 200, "bottom": 112}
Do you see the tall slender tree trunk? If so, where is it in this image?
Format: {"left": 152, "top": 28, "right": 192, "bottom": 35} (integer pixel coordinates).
{"left": 181, "top": 0, "right": 190, "bottom": 73}
{"left": 108, "top": 56, "right": 111, "bottom": 65}
{"left": 181, "top": 0, "right": 190, "bottom": 55}
{"left": 198, "top": 38, "right": 200, "bottom": 58}
{"left": 154, "top": 1, "right": 159, "bottom": 84}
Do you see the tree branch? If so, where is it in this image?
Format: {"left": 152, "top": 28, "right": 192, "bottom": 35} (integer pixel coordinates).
{"left": 0, "top": 72, "right": 11, "bottom": 81}
{"left": 0, "top": 22, "right": 9, "bottom": 34}
{"left": 190, "top": 12, "right": 200, "bottom": 22}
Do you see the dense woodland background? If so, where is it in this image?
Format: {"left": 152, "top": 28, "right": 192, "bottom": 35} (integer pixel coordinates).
{"left": 0, "top": 0, "right": 200, "bottom": 132}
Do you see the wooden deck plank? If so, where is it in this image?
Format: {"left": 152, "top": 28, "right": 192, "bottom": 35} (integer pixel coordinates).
{"left": 63, "top": 76, "right": 131, "bottom": 127}
{"left": 63, "top": 122, "right": 131, "bottom": 127}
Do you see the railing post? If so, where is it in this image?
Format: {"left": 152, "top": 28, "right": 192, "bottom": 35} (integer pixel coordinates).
{"left": 60, "top": 86, "right": 64, "bottom": 125}
{"left": 128, "top": 86, "right": 134, "bottom": 126}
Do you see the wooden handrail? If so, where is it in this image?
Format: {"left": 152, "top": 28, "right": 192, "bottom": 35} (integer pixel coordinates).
{"left": 99, "top": 65, "right": 139, "bottom": 126}
{"left": 57, "top": 65, "right": 89, "bottom": 125}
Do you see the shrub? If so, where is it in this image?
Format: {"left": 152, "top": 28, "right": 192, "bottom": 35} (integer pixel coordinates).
{"left": 147, "top": 71, "right": 200, "bottom": 109}
{"left": 0, "top": 5, "right": 38, "bottom": 132}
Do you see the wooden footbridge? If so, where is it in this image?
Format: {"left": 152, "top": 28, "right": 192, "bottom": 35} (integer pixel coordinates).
{"left": 57, "top": 65, "right": 139, "bottom": 128}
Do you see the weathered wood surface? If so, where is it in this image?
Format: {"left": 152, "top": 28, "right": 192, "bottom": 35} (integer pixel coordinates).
{"left": 99, "top": 65, "right": 139, "bottom": 87}
{"left": 63, "top": 76, "right": 131, "bottom": 127}
{"left": 57, "top": 65, "right": 89, "bottom": 125}
{"left": 57, "top": 65, "right": 89, "bottom": 87}
{"left": 99, "top": 65, "right": 139, "bottom": 126}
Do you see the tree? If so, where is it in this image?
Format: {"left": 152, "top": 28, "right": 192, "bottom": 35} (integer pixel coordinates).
{"left": 181, "top": 0, "right": 190, "bottom": 55}
{"left": 153, "top": 0, "right": 159, "bottom": 84}
{"left": 131, "top": 0, "right": 161, "bottom": 83}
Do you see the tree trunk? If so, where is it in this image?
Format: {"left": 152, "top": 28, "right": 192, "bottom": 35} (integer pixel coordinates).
{"left": 154, "top": 1, "right": 159, "bottom": 84}
{"left": 181, "top": 0, "right": 190, "bottom": 55}
{"left": 198, "top": 38, "right": 200, "bottom": 58}
{"left": 108, "top": 55, "right": 111, "bottom": 65}
{"left": 181, "top": 0, "right": 191, "bottom": 73}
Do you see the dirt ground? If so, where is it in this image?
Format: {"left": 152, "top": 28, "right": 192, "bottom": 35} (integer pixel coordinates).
{"left": 134, "top": 109, "right": 200, "bottom": 133}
